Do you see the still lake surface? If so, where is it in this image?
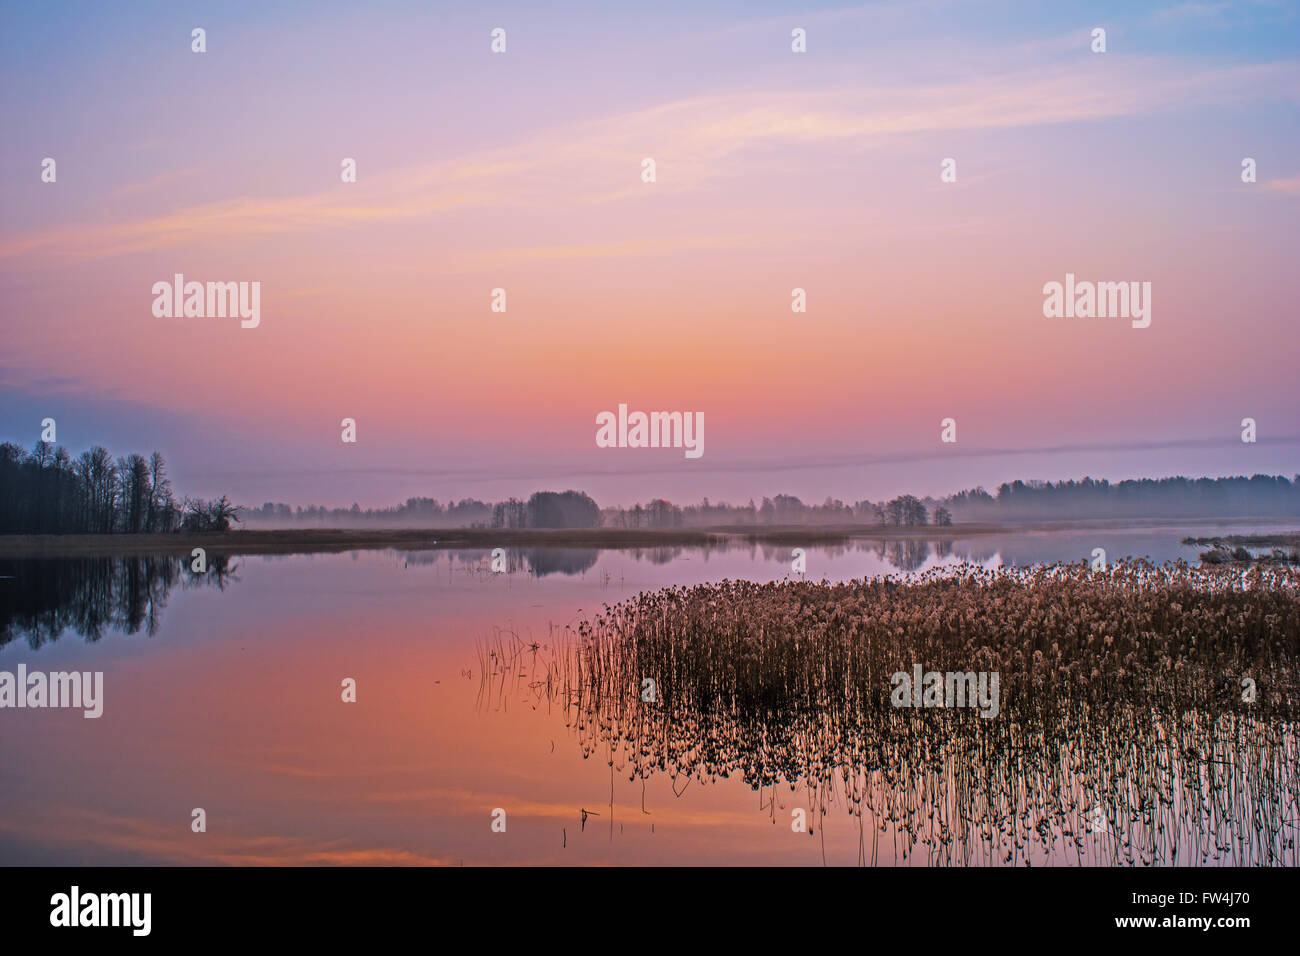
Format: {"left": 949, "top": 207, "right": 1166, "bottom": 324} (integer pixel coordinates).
{"left": 2, "top": 523, "right": 1296, "bottom": 866}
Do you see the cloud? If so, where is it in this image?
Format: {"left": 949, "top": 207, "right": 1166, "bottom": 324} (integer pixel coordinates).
{"left": 446, "top": 232, "right": 778, "bottom": 273}
{"left": 0, "top": 807, "right": 459, "bottom": 866}
{"left": 190, "top": 434, "right": 1300, "bottom": 485}
{"left": 106, "top": 165, "right": 208, "bottom": 201}
{"left": 1263, "top": 175, "right": 1300, "bottom": 195}
{"left": 1149, "top": 2, "right": 1233, "bottom": 23}
{"left": 1148, "top": 1, "right": 1294, "bottom": 25}
{"left": 1, "top": 56, "right": 1295, "bottom": 263}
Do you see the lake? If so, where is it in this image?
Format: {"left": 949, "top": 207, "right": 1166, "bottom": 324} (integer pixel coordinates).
{"left": 2, "top": 523, "right": 1297, "bottom": 866}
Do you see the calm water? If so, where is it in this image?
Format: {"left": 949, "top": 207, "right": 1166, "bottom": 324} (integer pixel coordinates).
{"left": 2, "top": 524, "right": 1296, "bottom": 866}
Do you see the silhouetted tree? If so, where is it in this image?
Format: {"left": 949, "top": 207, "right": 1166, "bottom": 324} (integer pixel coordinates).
{"left": 181, "top": 496, "right": 241, "bottom": 532}
{"left": 0, "top": 443, "right": 197, "bottom": 533}
{"left": 525, "top": 491, "right": 601, "bottom": 529}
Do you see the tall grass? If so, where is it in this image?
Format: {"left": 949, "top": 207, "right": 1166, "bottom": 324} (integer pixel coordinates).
{"left": 482, "top": 561, "right": 1300, "bottom": 865}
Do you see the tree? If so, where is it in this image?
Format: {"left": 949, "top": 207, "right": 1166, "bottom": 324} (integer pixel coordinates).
{"left": 885, "top": 498, "right": 905, "bottom": 526}
{"left": 902, "top": 495, "right": 929, "bottom": 527}
{"left": 147, "top": 452, "right": 172, "bottom": 531}
{"left": 181, "top": 495, "right": 242, "bottom": 532}
{"left": 525, "top": 490, "right": 601, "bottom": 529}
{"left": 644, "top": 498, "right": 682, "bottom": 527}
{"left": 492, "top": 497, "right": 527, "bottom": 529}
{"left": 77, "top": 446, "right": 118, "bottom": 533}
{"left": 118, "top": 454, "right": 151, "bottom": 533}
{"left": 207, "top": 496, "right": 241, "bottom": 531}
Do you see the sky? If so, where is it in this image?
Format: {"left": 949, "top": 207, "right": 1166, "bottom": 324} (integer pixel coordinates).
{"left": 1, "top": 0, "right": 1297, "bottom": 509}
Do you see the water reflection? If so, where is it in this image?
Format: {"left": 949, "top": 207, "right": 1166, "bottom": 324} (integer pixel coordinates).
{"left": 4, "top": 542, "right": 1297, "bottom": 866}
{"left": 2, "top": 520, "right": 1285, "bottom": 655}
{"left": 521, "top": 548, "right": 600, "bottom": 577}
{"left": 0, "top": 527, "right": 1273, "bottom": 651}
{"left": 0, "top": 555, "right": 237, "bottom": 648}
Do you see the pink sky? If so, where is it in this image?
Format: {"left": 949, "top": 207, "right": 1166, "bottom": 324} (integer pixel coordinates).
{"left": 1, "top": 1, "right": 1297, "bottom": 507}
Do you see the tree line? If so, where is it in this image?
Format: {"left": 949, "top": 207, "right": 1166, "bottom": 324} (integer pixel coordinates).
{"left": 6, "top": 440, "right": 1297, "bottom": 535}
{"left": 247, "top": 496, "right": 493, "bottom": 528}
{"left": 243, "top": 491, "right": 603, "bottom": 530}
{"left": 0, "top": 442, "right": 238, "bottom": 534}
{"left": 602, "top": 494, "right": 949, "bottom": 528}
{"left": 601, "top": 477, "right": 1300, "bottom": 527}
{"left": 945, "top": 474, "right": 1300, "bottom": 521}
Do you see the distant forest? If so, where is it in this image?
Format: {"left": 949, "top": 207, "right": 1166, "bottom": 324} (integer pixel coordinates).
{"left": 599, "top": 475, "right": 1300, "bottom": 528}
{"left": 2, "top": 440, "right": 1298, "bottom": 534}
{"left": 244, "top": 474, "right": 1300, "bottom": 530}
{"left": 244, "top": 490, "right": 602, "bottom": 530}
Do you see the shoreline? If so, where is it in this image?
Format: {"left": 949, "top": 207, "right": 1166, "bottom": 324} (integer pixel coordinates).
{"left": 1, "top": 517, "right": 1297, "bottom": 558}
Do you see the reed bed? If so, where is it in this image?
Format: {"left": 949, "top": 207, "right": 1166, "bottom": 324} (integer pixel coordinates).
{"left": 482, "top": 561, "right": 1300, "bottom": 865}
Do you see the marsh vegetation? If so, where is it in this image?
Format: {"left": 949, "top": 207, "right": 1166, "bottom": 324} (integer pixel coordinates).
{"left": 482, "top": 562, "right": 1300, "bottom": 865}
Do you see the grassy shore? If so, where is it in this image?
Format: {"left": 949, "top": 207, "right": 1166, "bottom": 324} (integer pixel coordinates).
{"left": 0, "top": 523, "right": 1017, "bottom": 557}
{"left": 3, "top": 518, "right": 1297, "bottom": 558}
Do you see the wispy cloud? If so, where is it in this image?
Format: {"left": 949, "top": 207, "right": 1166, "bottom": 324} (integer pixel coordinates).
{"left": 719, "top": 0, "right": 957, "bottom": 36}
{"left": 1149, "top": 2, "right": 1233, "bottom": 23}
{"left": 1, "top": 56, "right": 1295, "bottom": 263}
{"left": 1264, "top": 174, "right": 1300, "bottom": 195}
{"left": 106, "top": 165, "right": 208, "bottom": 201}
{"left": 190, "top": 434, "right": 1300, "bottom": 485}
{"left": 1148, "top": 0, "right": 1295, "bottom": 25}
{"left": 0, "top": 808, "right": 459, "bottom": 866}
